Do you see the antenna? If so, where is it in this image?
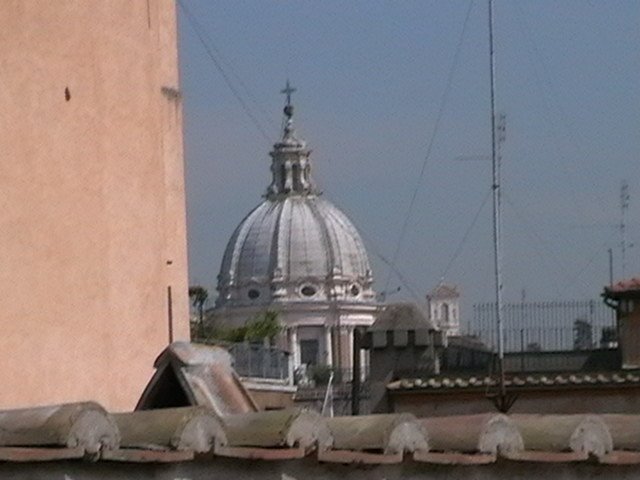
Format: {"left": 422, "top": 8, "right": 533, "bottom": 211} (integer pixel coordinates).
{"left": 620, "top": 181, "right": 630, "bottom": 278}
{"left": 488, "top": 0, "right": 505, "bottom": 395}
{"left": 487, "top": 0, "right": 516, "bottom": 413}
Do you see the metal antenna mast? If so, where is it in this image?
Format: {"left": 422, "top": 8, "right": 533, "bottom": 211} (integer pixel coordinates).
{"left": 488, "top": 0, "right": 508, "bottom": 408}
{"left": 620, "top": 181, "right": 630, "bottom": 278}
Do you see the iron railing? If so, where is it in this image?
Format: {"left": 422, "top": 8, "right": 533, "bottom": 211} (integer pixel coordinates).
{"left": 470, "top": 300, "right": 616, "bottom": 352}
{"left": 294, "top": 365, "right": 370, "bottom": 387}
{"left": 228, "top": 342, "right": 290, "bottom": 381}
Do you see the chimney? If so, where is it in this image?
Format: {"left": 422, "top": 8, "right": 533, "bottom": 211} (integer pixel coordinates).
{"left": 603, "top": 278, "right": 640, "bottom": 369}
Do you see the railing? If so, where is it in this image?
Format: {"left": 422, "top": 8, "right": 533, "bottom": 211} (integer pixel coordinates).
{"left": 469, "top": 326, "right": 617, "bottom": 354}
{"left": 294, "top": 365, "right": 370, "bottom": 387}
{"left": 195, "top": 339, "right": 291, "bottom": 381}
{"left": 229, "top": 342, "right": 291, "bottom": 381}
{"left": 470, "top": 300, "right": 616, "bottom": 352}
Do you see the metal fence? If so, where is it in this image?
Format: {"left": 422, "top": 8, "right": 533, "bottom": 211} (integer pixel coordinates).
{"left": 294, "top": 366, "right": 371, "bottom": 387}
{"left": 227, "top": 342, "right": 290, "bottom": 381}
{"left": 470, "top": 300, "right": 616, "bottom": 353}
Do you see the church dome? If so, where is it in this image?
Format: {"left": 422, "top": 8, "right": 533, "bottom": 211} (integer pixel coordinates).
{"left": 216, "top": 90, "right": 375, "bottom": 309}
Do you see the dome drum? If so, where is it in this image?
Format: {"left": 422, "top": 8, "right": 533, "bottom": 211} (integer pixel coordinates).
{"left": 216, "top": 276, "right": 375, "bottom": 308}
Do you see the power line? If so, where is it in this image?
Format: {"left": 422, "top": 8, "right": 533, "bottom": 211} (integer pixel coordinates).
{"left": 382, "top": 0, "right": 475, "bottom": 294}
{"left": 565, "top": 241, "right": 609, "bottom": 289}
{"left": 321, "top": 186, "right": 425, "bottom": 304}
{"left": 440, "top": 188, "right": 492, "bottom": 280}
{"left": 178, "top": 0, "right": 273, "bottom": 142}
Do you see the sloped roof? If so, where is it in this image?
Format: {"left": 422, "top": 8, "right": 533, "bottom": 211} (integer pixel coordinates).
{"left": 136, "top": 341, "right": 259, "bottom": 416}
{"left": 427, "top": 283, "right": 460, "bottom": 300}
{"left": 370, "top": 302, "right": 436, "bottom": 331}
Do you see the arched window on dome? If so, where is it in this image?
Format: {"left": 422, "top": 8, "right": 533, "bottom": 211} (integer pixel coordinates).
{"left": 292, "top": 163, "right": 300, "bottom": 191}
{"left": 280, "top": 164, "right": 287, "bottom": 192}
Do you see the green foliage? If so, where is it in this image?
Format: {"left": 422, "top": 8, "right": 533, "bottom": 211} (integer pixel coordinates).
{"left": 188, "top": 286, "right": 209, "bottom": 308}
{"left": 244, "top": 310, "right": 281, "bottom": 341}
{"left": 189, "top": 285, "right": 209, "bottom": 339}
{"left": 202, "top": 310, "right": 282, "bottom": 344}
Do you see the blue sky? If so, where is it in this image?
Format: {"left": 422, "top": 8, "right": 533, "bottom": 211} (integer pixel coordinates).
{"left": 179, "top": 0, "right": 639, "bottom": 321}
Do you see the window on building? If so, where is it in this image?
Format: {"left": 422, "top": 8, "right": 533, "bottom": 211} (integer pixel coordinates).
{"left": 300, "top": 339, "right": 319, "bottom": 366}
{"left": 442, "top": 303, "right": 450, "bottom": 323}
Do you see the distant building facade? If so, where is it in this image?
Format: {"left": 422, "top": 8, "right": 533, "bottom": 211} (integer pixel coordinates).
{"left": 0, "top": 0, "right": 190, "bottom": 410}
{"left": 427, "top": 283, "right": 461, "bottom": 336}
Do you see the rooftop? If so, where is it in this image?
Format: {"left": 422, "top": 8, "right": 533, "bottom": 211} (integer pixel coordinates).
{"left": 3, "top": 403, "right": 640, "bottom": 468}
{"left": 604, "top": 277, "right": 640, "bottom": 298}
{"left": 370, "top": 302, "right": 436, "bottom": 331}
{"left": 388, "top": 371, "right": 640, "bottom": 393}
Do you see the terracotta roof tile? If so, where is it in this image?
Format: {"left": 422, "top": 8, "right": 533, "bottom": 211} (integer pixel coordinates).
{"left": 325, "top": 413, "right": 428, "bottom": 454}
{"left": 0, "top": 446, "right": 85, "bottom": 462}
{"left": 0, "top": 402, "right": 119, "bottom": 455}
{"left": 510, "top": 414, "right": 612, "bottom": 457}
{"left": 100, "top": 448, "right": 195, "bottom": 463}
{"left": 388, "top": 371, "right": 640, "bottom": 392}
{"left": 318, "top": 449, "right": 404, "bottom": 464}
{"left": 413, "top": 451, "right": 496, "bottom": 464}
{"left": 600, "top": 451, "right": 640, "bottom": 465}
{"left": 5, "top": 404, "right": 640, "bottom": 467}
{"left": 604, "top": 277, "right": 640, "bottom": 296}
{"left": 114, "top": 406, "right": 224, "bottom": 453}
{"left": 214, "top": 445, "right": 307, "bottom": 460}
{"left": 421, "top": 414, "right": 522, "bottom": 455}
{"left": 221, "top": 408, "right": 329, "bottom": 451}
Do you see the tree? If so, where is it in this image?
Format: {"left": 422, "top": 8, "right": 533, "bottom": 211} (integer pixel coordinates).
{"left": 244, "top": 310, "right": 281, "bottom": 343}
{"left": 188, "top": 285, "right": 209, "bottom": 339}
{"left": 209, "top": 310, "right": 282, "bottom": 344}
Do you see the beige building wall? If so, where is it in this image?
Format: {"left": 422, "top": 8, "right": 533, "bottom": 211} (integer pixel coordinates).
{"left": 0, "top": 0, "right": 190, "bottom": 411}
{"left": 391, "top": 388, "right": 640, "bottom": 417}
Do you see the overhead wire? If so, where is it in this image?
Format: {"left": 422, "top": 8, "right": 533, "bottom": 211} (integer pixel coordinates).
{"left": 382, "top": 0, "right": 475, "bottom": 294}
{"left": 178, "top": 0, "right": 273, "bottom": 143}
{"left": 439, "top": 188, "right": 492, "bottom": 280}
{"left": 566, "top": 241, "right": 610, "bottom": 288}
{"left": 320, "top": 186, "right": 425, "bottom": 304}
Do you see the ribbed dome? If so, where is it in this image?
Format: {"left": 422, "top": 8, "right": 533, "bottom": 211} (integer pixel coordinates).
{"left": 216, "top": 195, "right": 374, "bottom": 307}
{"left": 215, "top": 92, "right": 375, "bottom": 309}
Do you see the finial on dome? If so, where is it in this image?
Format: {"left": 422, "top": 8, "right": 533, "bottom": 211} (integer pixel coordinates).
{"left": 267, "top": 81, "right": 316, "bottom": 198}
{"left": 279, "top": 80, "right": 300, "bottom": 141}
{"left": 281, "top": 79, "right": 297, "bottom": 134}
{"left": 281, "top": 79, "right": 296, "bottom": 116}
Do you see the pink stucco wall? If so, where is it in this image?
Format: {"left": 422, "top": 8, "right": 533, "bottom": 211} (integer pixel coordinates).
{"left": 0, "top": 0, "right": 190, "bottom": 411}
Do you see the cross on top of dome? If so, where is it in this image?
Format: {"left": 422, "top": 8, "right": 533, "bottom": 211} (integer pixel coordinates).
{"left": 281, "top": 79, "right": 296, "bottom": 111}
{"left": 279, "top": 80, "right": 299, "bottom": 142}
{"left": 266, "top": 82, "right": 316, "bottom": 198}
